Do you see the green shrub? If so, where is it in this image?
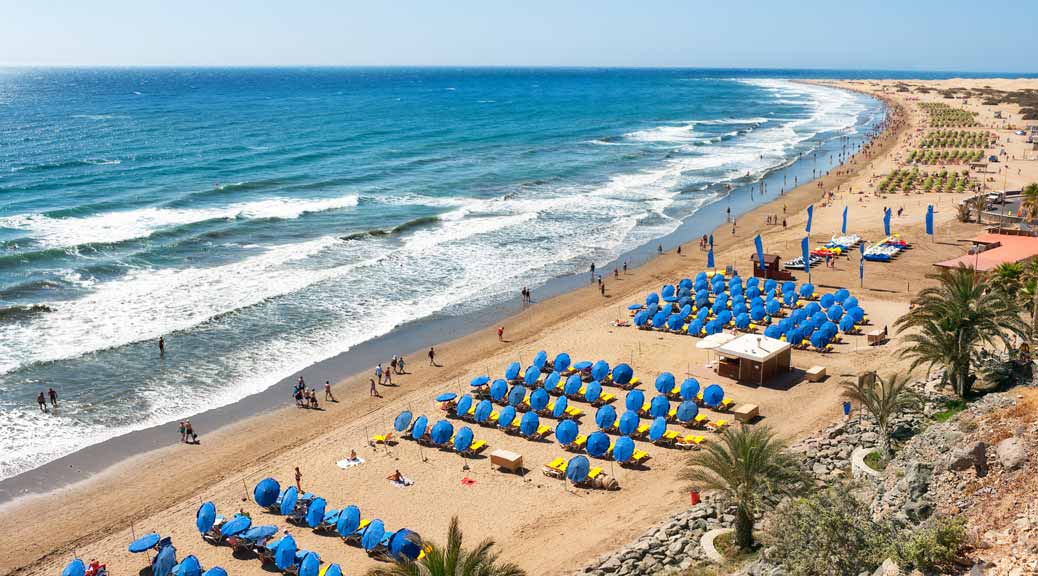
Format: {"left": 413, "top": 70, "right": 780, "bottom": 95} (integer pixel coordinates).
{"left": 891, "top": 517, "right": 968, "bottom": 572}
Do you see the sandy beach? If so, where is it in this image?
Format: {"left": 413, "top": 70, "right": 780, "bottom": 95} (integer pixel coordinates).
{"left": 5, "top": 77, "right": 1038, "bottom": 576}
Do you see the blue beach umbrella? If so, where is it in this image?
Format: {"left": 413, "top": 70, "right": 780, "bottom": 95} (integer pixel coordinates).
{"left": 650, "top": 395, "right": 670, "bottom": 418}
{"left": 612, "top": 363, "right": 633, "bottom": 386}
{"left": 842, "top": 205, "right": 848, "bottom": 234}
{"left": 883, "top": 207, "right": 891, "bottom": 236}
{"left": 530, "top": 388, "right": 549, "bottom": 411}
{"left": 563, "top": 374, "right": 582, "bottom": 396}
{"left": 702, "top": 384, "right": 724, "bottom": 408}
{"left": 652, "top": 310, "right": 667, "bottom": 327}
{"left": 688, "top": 319, "right": 704, "bottom": 336}
{"left": 456, "top": 394, "right": 472, "bottom": 416}
{"left": 490, "top": 379, "right": 507, "bottom": 402}
{"left": 679, "top": 278, "right": 693, "bottom": 290}
{"left": 505, "top": 362, "right": 521, "bottom": 381}
{"left": 175, "top": 555, "right": 201, "bottom": 576}
{"left": 253, "top": 477, "right": 280, "bottom": 508}
{"left": 470, "top": 375, "right": 490, "bottom": 388}
{"left": 220, "top": 514, "right": 251, "bottom": 537}
{"left": 323, "top": 565, "right": 344, "bottom": 576}
{"left": 646, "top": 292, "right": 660, "bottom": 306}
{"left": 62, "top": 560, "right": 85, "bottom": 576}
{"left": 279, "top": 486, "right": 298, "bottom": 516}
{"left": 584, "top": 380, "right": 602, "bottom": 403}
{"left": 566, "top": 456, "right": 590, "bottom": 483}
{"left": 242, "top": 525, "right": 277, "bottom": 541}
{"left": 799, "top": 283, "right": 814, "bottom": 299}
{"left": 845, "top": 296, "right": 859, "bottom": 310}
{"left": 591, "top": 360, "right": 610, "bottom": 381}
{"left": 388, "top": 529, "right": 424, "bottom": 562}
{"left": 574, "top": 360, "right": 593, "bottom": 371}
{"left": 666, "top": 314, "right": 682, "bottom": 331}
{"left": 394, "top": 411, "right": 413, "bottom": 432}
{"left": 828, "top": 305, "right": 844, "bottom": 322}
{"left": 202, "top": 568, "right": 227, "bottom": 576}
{"left": 554, "top": 353, "right": 571, "bottom": 373}
{"left": 805, "top": 302, "right": 821, "bottom": 316}
{"left": 926, "top": 204, "right": 934, "bottom": 236}
{"left": 735, "top": 313, "right": 750, "bottom": 329}
{"left": 435, "top": 392, "right": 457, "bottom": 402}
{"left": 625, "top": 389, "right": 645, "bottom": 412}
{"left": 556, "top": 420, "right": 579, "bottom": 444}
{"left": 750, "top": 306, "right": 765, "bottom": 322}
{"left": 273, "top": 537, "right": 296, "bottom": 571}
{"left": 299, "top": 553, "right": 320, "bottom": 576}
{"left": 820, "top": 293, "right": 835, "bottom": 309}
{"left": 676, "top": 401, "right": 699, "bottom": 423}
{"left": 595, "top": 405, "right": 617, "bottom": 429}
{"left": 766, "top": 299, "right": 781, "bottom": 315}
{"left": 543, "top": 371, "right": 561, "bottom": 392}
{"left": 618, "top": 411, "right": 640, "bottom": 435}
{"left": 627, "top": 303, "right": 644, "bottom": 310}
{"left": 613, "top": 436, "right": 635, "bottom": 463}
{"left": 840, "top": 315, "right": 856, "bottom": 332}
{"left": 129, "top": 533, "right": 161, "bottom": 553}
{"left": 647, "top": 303, "right": 659, "bottom": 317}
{"left": 305, "top": 498, "right": 326, "bottom": 529}
{"left": 764, "top": 325, "right": 782, "bottom": 339}
{"left": 454, "top": 426, "right": 474, "bottom": 452}
{"left": 532, "top": 350, "right": 548, "bottom": 371}
{"left": 411, "top": 415, "right": 429, "bottom": 440}
{"left": 507, "top": 385, "right": 526, "bottom": 407}
{"left": 782, "top": 281, "right": 795, "bottom": 295}
{"left": 680, "top": 378, "right": 700, "bottom": 401}
{"left": 586, "top": 431, "right": 610, "bottom": 457}
{"left": 633, "top": 310, "right": 649, "bottom": 326}
{"left": 552, "top": 396, "right": 569, "bottom": 419}
{"left": 747, "top": 286, "right": 761, "bottom": 299}
{"left": 654, "top": 372, "right": 675, "bottom": 394}
{"left": 153, "top": 543, "right": 177, "bottom": 576}
{"left": 834, "top": 288, "right": 850, "bottom": 303}
{"left": 523, "top": 366, "right": 540, "bottom": 387}
{"left": 430, "top": 420, "right": 453, "bottom": 444}
{"left": 498, "top": 406, "right": 517, "bottom": 428}
{"left": 661, "top": 284, "right": 676, "bottom": 301}
{"left": 336, "top": 506, "right": 361, "bottom": 537}
{"left": 362, "top": 520, "right": 386, "bottom": 552}
{"left": 783, "top": 290, "right": 797, "bottom": 306}
{"left": 810, "top": 330, "right": 826, "bottom": 349}
{"left": 520, "top": 412, "right": 539, "bottom": 436}
{"left": 648, "top": 417, "right": 668, "bottom": 442}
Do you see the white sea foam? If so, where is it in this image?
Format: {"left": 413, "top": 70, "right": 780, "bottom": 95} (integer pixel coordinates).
{"left": 0, "top": 194, "right": 359, "bottom": 248}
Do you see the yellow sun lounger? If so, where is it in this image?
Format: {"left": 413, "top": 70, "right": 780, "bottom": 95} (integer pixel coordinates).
{"left": 572, "top": 435, "right": 588, "bottom": 449}
{"left": 631, "top": 449, "right": 651, "bottom": 464}
{"left": 466, "top": 440, "right": 489, "bottom": 455}
{"left": 370, "top": 432, "right": 394, "bottom": 444}
{"left": 635, "top": 423, "right": 651, "bottom": 438}
{"left": 676, "top": 434, "right": 706, "bottom": 448}
{"left": 707, "top": 419, "right": 730, "bottom": 432}
{"left": 587, "top": 467, "right": 603, "bottom": 480}
{"left": 543, "top": 457, "right": 568, "bottom": 478}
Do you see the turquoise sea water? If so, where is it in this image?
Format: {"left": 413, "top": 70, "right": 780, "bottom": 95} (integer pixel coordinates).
{"left": 0, "top": 68, "right": 884, "bottom": 480}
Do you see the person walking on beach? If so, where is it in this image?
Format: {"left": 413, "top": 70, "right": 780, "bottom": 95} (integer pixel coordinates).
{"left": 428, "top": 347, "right": 436, "bottom": 366}
{"left": 397, "top": 355, "right": 406, "bottom": 374}
{"left": 324, "top": 380, "right": 335, "bottom": 402}
{"left": 36, "top": 391, "right": 47, "bottom": 413}
{"left": 369, "top": 378, "right": 380, "bottom": 397}
{"left": 185, "top": 420, "right": 196, "bottom": 443}
{"left": 383, "top": 367, "right": 393, "bottom": 386}
{"left": 589, "top": 262, "right": 596, "bottom": 283}
{"left": 375, "top": 363, "right": 383, "bottom": 385}
{"left": 294, "top": 467, "right": 302, "bottom": 492}
{"left": 48, "top": 387, "right": 58, "bottom": 407}
{"left": 600, "top": 282, "right": 606, "bottom": 297}
{"left": 390, "top": 356, "right": 398, "bottom": 374}
{"left": 497, "top": 326, "right": 504, "bottom": 341}
{"left": 623, "top": 261, "right": 628, "bottom": 274}
{"left": 158, "top": 336, "right": 165, "bottom": 355}
{"left": 178, "top": 421, "right": 186, "bottom": 442}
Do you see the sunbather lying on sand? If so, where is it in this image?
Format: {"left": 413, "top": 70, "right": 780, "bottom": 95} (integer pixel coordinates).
{"left": 386, "top": 469, "right": 414, "bottom": 486}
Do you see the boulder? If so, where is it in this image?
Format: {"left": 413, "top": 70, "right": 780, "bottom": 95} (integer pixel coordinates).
{"left": 872, "top": 558, "right": 900, "bottom": 576}
{"left": 996, "top": 437, "right": 1028, "bottom": 470}
{"left": 948, "top": 441, "right": 988, "bottom": 476}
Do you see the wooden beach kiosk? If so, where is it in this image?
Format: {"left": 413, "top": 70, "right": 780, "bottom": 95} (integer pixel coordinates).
{"left": 714, "top": 334, "right": 792, "bottom": 385}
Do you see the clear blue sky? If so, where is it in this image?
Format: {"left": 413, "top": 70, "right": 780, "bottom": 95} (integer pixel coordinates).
{"left": 2, "top": 0, "right": 1033, "bottom": 72}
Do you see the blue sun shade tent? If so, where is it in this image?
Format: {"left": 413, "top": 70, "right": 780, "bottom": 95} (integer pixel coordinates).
{"left": 702, "top": 384, "right": 724, "bottom": 408}
{"left": 456, "top": 395, "right": 472, "bottom": 416}
{"left": 299, "top": 554, "right": 320, "bottom": 576}
{"left": 591, "top": 360, "right": 609, "bottom": 381}
{"left": 584, "top": 380, "right": 602, "bottom": 403}
{"left": 175, "top": 556, "right": 201, "bottom": 576}
{"left": 543, "top": 371, "right": 561, "bottom": 392}
{"left": 566, "top": 455, "right": 590, "bottom": 483}
{"left": 474, "top": 399, "right": 493, "bottom": 423}
{"left": 389, "top": 529, "right": 424, "bottom": 562}
{"left": 394, "top": 411, "right": 413, "bottom": 432}
{"left": 646, "top": 303, "right": 659, "bottom": 318}
{"left": 490, "top": 379, "right": 508, "bottom": 401}
{"left": 750, "top": 306, "right": 765, "bottom": 322}
{"left": 336, "top": 506, "right": 361, "bottom": 537}
{"left": 520, "top": 412, "right": 539, "bottom": 436}
{"left": 612, "top": 364, "right": 633, "bottom": 385}
{"left": 574, "top": 361, "right": 593, "bottom": 371}
{"left": 505, "top": 362, "right": 521, "bottom": 381}
{"left": 202, "top": 568, "right": 227, "bottom": 576}
{"left": 411, "top": 415, "right": 428, "bottom": 440}
{"left": 664, "top": 314, "right": 680, "bottom": 330}
{"left": 839, "top": 315, "right": 856, "bottom": 332}
{"left": 498, "top": 406, "right": 517, "bottom": 428}
{"left": 220, "top": 514, "right": 252, "bottom": 537}
{"left": 651, "top": 311, "right": 667, "bottom": 327}
{"left": 564, "top": 374, "right": 582, "bottom": 396}
{"left": 820, "top": 293, "right": 835, "bottom": 308}
{"left": 633, "top": 311, "right": 648, "bottom": 327}
{"left": 152, "top": 543, "right": 177, "bottom": 576}
{"left": 627, "top": 303, "right": 643, "bottom": 310}
{"left": 649, "top": 417, "right": 668, "bottom": 442}
{"left": 810, "top": 331, "right": 826, "bottom": 349}
{"left": 62, "top": 560, "right": 85, "bottom": 576}
{"left": 533, "top": 350, "right": 548, "bottom": 371}
{"left": 586, "top": 431, "right": 610, "bottom": 457}
{"left": 618, "top": 411, "right": 640, "bottom": 435}
{"left": 304, "top": 498, "right": 326, "bottom": 529}
{"left": 362, "top": 520, "right": 386, "bottom": 551}
{"left": 243, "top": 525, "right": 277, "bottom": 541}
{"left": 556, "top": 419, "right": 578, "bottom": 444}
{"left": 552, "top": 396, "right": 569, "bottom": 419}
{"left": 523, "top": 366, "right": 540, "bottom": 387}
{"left": 279, "top": 486, "right": 298, "bottom": 516}
{"left": 470, "top": 375, "right": 489, "bottom": 387}
{"left": 844, "top": 296, "right": 858, "bottom": 309}
{"left": 764, "top": 325, "right": 782, "bottom": 339}
{"left": 650, "top": 395, "right": 670, "bottom": 418}
{"left": 129, "top": 533, "right": 161, "bottom": 553}
{"left": 454, "top": 426, "right": 474, "bottom": 452}
{"left": 323, "top": 565, "right": 343, "bottom": 576}
{"left": 530, "top": 388, "right": 549, "bottom": 411}
{"left": 834, "top": 288, "right": 849, "bottom": 302}
{"left": 646, "top": 292, "right": 659, "bottom": 306}
{"left": 799, "top": 283, "right": 814, "bottom": 298}
{"left": 613, "top": 436, "right": 635, "bottom": 463}
{"left": 655, "top": 372, "right": 675, "bottom": 394}
{"left": 554, "top": 353, "right": 571, "bottom": 373}
{"left": 828, "top": 305, "right": 844, "bottom": 322}
{"left": 595, "top": 405, "right": 617, "bottom": 429}
{"left": 676, "top": 401, "right": 699, "bottom": 423}
{"left": 253, "top": 478, "right": 280, "bottom": 508}
{"left": 625, "top": 389, "right": 645, "bottom": 412}
{"left": 435, "top": 392, "right": 457, "bottom": 402}
{"left": 430, "top": 420, "right": 453, "bottom": 444}
{"left": 661, "top": 284, "right": 676, "bottom": 301}
{"left": 508, "top": 385, "right": 526, "bottom": 406}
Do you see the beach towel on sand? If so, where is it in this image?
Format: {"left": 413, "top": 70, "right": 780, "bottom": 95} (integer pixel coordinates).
{"left": 389, "top": 476, "right": 414, "bottom": 487}
{"left": 336, "top": 457, "right": 365, "bottom": 469}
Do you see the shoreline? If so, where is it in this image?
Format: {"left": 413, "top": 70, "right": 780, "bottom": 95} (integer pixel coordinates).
{"left": 0, "top": 81, "right": 885, "bottom": 506}
{"left": 0, "top": 81, "right": 904, "bottom": 576}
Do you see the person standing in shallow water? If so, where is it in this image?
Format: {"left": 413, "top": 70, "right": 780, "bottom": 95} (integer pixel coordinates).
{"left": 48, "top": 387, "right": 58, "bottom": 407}
{"left": 158, "top": 336, "right": 165, "bottom": 355}
{"left": 37, "top": 391, "right": 48, "bottom": 413}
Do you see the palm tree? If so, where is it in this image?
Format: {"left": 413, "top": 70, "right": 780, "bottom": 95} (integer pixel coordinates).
{"left": 991, "top": 262, "right": 1024, "bottom": 298}
{"left": 366, "top": 516, "right": 525, "bottom": 576}
{"left": 896, "top": 265, "right": 1026, "bottom": 397}
{"left": 842, "top": 373, "right": 918, "bottom": 461}
{"left": 683, "top": 425, "right": 803, "bottom": 551}
{"left": 1020, "top": 182, "right": 1038, "bottom": 223}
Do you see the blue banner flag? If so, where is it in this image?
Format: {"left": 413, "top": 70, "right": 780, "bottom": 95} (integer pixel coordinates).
{"left": 883, "top": 208, "right": 891, "bottom": 237}
{"left": 925, "top": 204, "right": 934, "bottom": 236}
{"left": 801, "top": 236, "right": 811, "bottom": 282}
{"left": 859, "top": 242, "right": 865, "bottom": 284}
{"left": 805, "top": 205, "right": 814, "bottom": 233}
{"left": 707, "top": 247, "right": 714, "bottom": 269}
{"left": 708, "top": 234, "right": 713, "bottom": 248}
{"left": 754, "top": 234, "right": 765, "bottom": 275}
{"left": 841, "top": 206, "right": 848, "bottom": 235}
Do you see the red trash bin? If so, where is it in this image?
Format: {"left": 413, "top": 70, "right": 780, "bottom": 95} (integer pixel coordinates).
{"left": 690, "top": 490, "right": 700, "bottom": 506}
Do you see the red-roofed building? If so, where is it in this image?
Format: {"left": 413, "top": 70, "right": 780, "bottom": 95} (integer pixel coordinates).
{"left": 935, "top": 232, "right": 1038, "bottom": 271}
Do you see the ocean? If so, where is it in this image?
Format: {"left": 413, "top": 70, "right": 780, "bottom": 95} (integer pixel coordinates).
{"left": 0, "top": 67, "right": 884, "bottom": 482}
